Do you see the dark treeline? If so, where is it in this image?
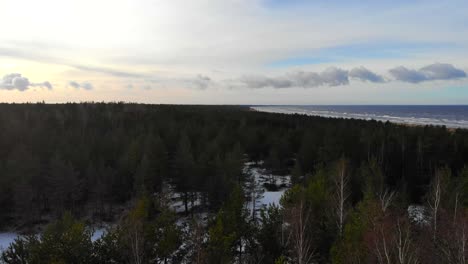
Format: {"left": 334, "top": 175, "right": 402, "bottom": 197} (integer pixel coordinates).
{"left": 1, "top": 103, "right": 468, "bottom": 263}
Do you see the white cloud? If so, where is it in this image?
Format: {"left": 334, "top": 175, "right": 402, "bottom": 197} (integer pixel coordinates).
{"left": 0, "top": 73, "right": 52, "bottom": 91}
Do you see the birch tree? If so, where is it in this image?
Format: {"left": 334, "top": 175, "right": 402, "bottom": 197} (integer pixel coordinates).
{"left": 427, "top": 167, "right": 449, "bottom": 240}
{"left": 288, "top": 200, "right": 315, "bottom": 264}
{"left": 334, "top": 157, "right": 350, "bottom": 237}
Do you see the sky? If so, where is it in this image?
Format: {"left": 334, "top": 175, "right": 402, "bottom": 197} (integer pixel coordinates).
{"left": 0, "top": 0, "right": 468, "bottom": 104}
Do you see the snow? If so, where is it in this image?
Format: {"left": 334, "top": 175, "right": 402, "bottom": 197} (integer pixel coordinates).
{"left": 407, "top": 205, "right": 430, "bottom": 225}
{"left": 243, "top": 161, "right": 291, "bottom": 217}
{"left": 260, "top": 191, "right": 285, "bottom": 206}
{"left": 91, "top": 228, "right": 105, "bottom": 242}
{"left": 0, "top": 232, "right": 18, "bottom": 252}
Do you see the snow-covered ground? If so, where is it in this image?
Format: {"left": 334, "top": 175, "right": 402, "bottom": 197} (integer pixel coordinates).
{"left": 91, "top": 228, "right": 106, "bottom": 242}
{"left": 408, "top": 205, "right": 430, "bottom": 225}
{"left": 243, "top": 161, "right": 291, "bottom": 217}
{"left": 1, "top": 161, "right": 289, "bottom": 253}
{"left": 0, "top": 232, "right": 17, "bottom": 252}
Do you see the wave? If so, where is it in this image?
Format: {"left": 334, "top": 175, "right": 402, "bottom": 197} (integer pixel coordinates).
{"left": 252, "top": 106, "right": 468, "bottom": 129}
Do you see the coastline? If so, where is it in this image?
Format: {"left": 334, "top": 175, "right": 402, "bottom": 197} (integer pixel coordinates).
{"left": 250, "top": 106, "right": 467, "bottom": 131}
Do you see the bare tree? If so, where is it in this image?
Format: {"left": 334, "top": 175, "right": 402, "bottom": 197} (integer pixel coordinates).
{"left": 428, "top": 168, "right": 449, "bottom": 240}
{"left": 395, "top": 220, "right": 419, "bottom": 264}
{"left": 436, "top": 212, "right": 468, "bottom": 264}
{"left": 334, "top": 157, "right": 350, "bottom": 237}
{"left": 372, "top": 217, "right": 419, "bottom": 264}
{"left": 379, "top": 189, "right": 396, "bottom": 213}
{"left": 187, "top": 215, "right": 207, "bottom": 264}
{"left": 129, "top": 221, "right": 144, "bottom": 264}
{"left": 121, "top": 198, "right": 149, "bottom": 264}
{"left": 288, "top": 200, "right": 315, "bottom": 264}
{"left": 244, "top": 167, "right": 264, "bottom": 222}
{"left": 456, "top": 222, "right": 467, "bottom": 264}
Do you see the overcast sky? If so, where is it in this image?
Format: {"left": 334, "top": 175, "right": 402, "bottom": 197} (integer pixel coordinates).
{"left": 1, "top": 0, "right": 468, "bottom": 104}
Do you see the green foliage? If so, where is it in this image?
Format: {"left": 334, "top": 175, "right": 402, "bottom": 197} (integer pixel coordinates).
{"left": 152, "top": 209, "right": 182, "bottom": 262}
{"left": 280, "top": 184, "right": 304, "bottom": 209}
{"left": 257, "top": 205, "right": 284, "bottom": 263}
{"left": 207, "top": 185, "right": 249, "bottom": 264}
{"left": 274, "top": 255, "right": 288, "bottom": 264}
{"left": 2, "top": 212, "right": 93, "bottom": 264}
{"left": 1, "top": 236, "right": 35, "bottom": 264}
{"left": 92, "top": 229, "right": 125, "bottom": 264}
{"left": 331, "top": 198, "right": 378, "bottom": 264}
{"left": 207, "top": 213, "right": 237, "bottom": 264}
{"left": 37, "top": 212, "right": 93, "bottom": 264}
{"left": 0, "top": 104, "right": 467, "bottom": 263}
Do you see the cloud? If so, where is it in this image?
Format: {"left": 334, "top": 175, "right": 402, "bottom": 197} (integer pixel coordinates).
{"left": 0, "top": 73, "right": 52, "bottom": 91}
{"left": 191, "top": 74, "right": 212, "bottom": 89}
{"left": 81, "top": 82, "right": 94, "bottom": 90}
{"left": 389, "top": 63, "right": 466, "bottom": 83}
{"left": 319, "top": 67, "right": 349, "bottom": 86}
{"left": 239, "top": 63, "right": 466, "bottom": 89}
{"left": 240, "top": 75, "right": 292, "bottom": 89}
{"left": 69, "top": 81, "right": 93, "bottom": 90}
{"left": 239, "top": 67, "right": 349, "bottom": 89}
{"left": 420, "top": 63, "right": 467, "bottom": 80}
{"left": 0, "top": 46, "right": 147, "bottom": 79}
{"left": 31, "top": 81, "right": 53, "bottom": 90}
{"left": 69, "top": 81, "right": 80, "bottom": 89}
{"left": 70, "top": 64, "right": 146, "bottom": 78}
{"left": 389, "top": 66, "right": 432, "bottom": 83}
{"left": 349, "top": 67, "right": 385, "bottom": 83}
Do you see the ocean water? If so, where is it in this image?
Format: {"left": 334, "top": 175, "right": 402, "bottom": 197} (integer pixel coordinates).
{"left": 252, "top": 105, "right": 468, "bottom": 129}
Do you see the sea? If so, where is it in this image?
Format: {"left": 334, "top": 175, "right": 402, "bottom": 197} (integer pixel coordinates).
{"left": 251, "top": 105, "right": 468, "bottom": 129}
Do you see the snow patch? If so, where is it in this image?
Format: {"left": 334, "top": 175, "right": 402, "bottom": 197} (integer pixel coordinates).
{"left": 0, "top": 232, "right": 18, "bottom": 252}
{"left": 408, "top": 205, "right": 430, "bottom": 225}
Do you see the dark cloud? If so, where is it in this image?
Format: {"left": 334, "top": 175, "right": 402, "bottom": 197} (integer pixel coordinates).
{"left": 240, "top": 67, "right": 349, "bottom": 89}
{"left": 190, "top": 74, "right": 212, "bottom": 89}
{"left": 69, "top": 81, "right": 93, "bottom": 90}
{"left": 390, "top": 63, "right": 466, "bottom": 83}
{"left": 389, "top": 66, "right": 432, "bottom": 83}
{"left": 240, "top": 63, "right": 466, "bottom": 89}
{"left": 69, "top": 81, "right": 80, "bottom": 89}
{"left": 349, "top": 67, "right": 385, "bottom": 83}
{"left": 420, "top": 63, "right": 467, "bottom": 80}
{"left": 318, "top": 67, "right": 349, "bottom": 86}
{"left": 0, "top": 73, "right": 52, "bottom": 91}
{"left": 239, "top": 75, "right": 293, "bottom": 89}
{"left": 81, "top": 82, "right": 94, "bottom": 90}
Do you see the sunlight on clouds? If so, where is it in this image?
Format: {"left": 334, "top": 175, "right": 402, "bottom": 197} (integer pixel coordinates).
{"left": 0, "top": 0, "right": 467, "bottom": 103}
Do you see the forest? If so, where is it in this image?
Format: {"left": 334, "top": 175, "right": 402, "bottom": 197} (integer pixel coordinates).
{"left": 1, "top": 103, "right": 468, "bottom": 263}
